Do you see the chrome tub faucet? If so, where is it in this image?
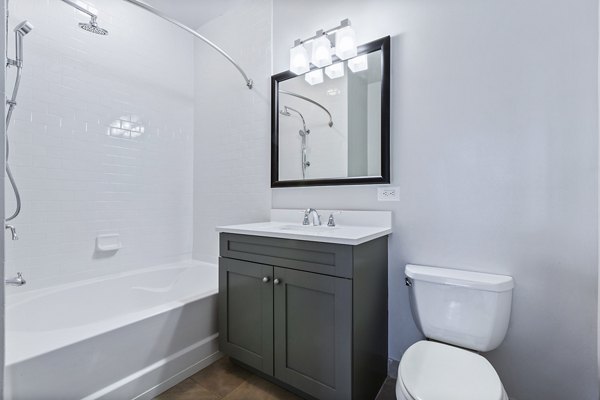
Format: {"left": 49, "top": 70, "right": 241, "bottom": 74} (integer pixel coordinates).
{"left": 5, "top": 272, "right": 26, "bottom": 286}
{"left": 5, "top": 225, "right": 18, "bottom": 240}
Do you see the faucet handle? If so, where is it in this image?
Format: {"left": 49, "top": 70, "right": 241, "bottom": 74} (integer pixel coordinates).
{"left": 302, "top": 212, "right": 310, "bottom": 225}
{"left": 327, "top": 213, "right": 336, "bottom": 227}
{"left": 327, "top": 211, "right": 342, "bottom": 227}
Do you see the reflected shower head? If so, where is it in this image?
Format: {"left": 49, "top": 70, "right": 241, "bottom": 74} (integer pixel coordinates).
{"left": 14, "top": 21, "right": 34, "bottom": 36}
{"left": 280, "top": 106, "right": 308, "bottom": 133}
{"left": 79, "top": 16, "right": 108, "bottom": 35}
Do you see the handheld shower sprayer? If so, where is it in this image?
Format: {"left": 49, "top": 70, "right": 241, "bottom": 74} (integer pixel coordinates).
{"left": 8, "top": 21, "right": 34, "bottom": 68}
{"left": 14, "top": 21, "right": 34, "bottom": 66}
{"left": 5, "top": 20, "right": 33, "bottom": 224}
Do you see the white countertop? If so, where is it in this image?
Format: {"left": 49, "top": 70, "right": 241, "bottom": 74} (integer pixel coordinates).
{"left": 216, "top": 209, "right": 392, "bottom": 245}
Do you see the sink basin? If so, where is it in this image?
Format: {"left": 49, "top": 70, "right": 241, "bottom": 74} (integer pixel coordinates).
{"left": 277, "top": 224, "right": 339, "bottom": 232}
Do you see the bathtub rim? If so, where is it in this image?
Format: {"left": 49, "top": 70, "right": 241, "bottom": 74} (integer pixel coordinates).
{"left": 5, "top": 259, "right": 218, "bottom": 366}
{"left": 6, "top": 259, "right": 217, "bottom": 308}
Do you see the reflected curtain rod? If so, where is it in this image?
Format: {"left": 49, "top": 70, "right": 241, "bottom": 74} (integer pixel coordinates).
{"left": 279, "top": 90, "right": 333, "bottom": 127}
{"left": 60, "top": 0, "right": 253, "bottom": 89}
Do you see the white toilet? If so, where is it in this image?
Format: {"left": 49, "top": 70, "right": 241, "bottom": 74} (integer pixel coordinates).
{"left": 396, "top": 264, "right": 514, "bottom": 400}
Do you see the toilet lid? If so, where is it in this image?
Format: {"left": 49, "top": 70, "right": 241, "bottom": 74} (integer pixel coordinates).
{"left": 400, "top": 341, "right": 504, "bottom": 400}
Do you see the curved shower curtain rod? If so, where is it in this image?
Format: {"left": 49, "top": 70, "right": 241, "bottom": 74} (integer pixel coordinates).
{"left": 279, "top": 90, "right": 333, "bottom": 127}
{"left": 60, "top": 0, "right": 253, "bottom": 89}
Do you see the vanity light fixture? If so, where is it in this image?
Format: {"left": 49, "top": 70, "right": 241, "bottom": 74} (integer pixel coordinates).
{"left": 335, "top": 25, "right": 357, "bottom": 60}
{"left": 348, "top": 54, "right": 368, "bottom": 73}
{"left": 311, "top": 34, "right": 333, "bottom": 68}
{"left": 305, "top": 69, "right": 324, "bottom": 85}
{"left": 289, "top": 19, "right": 357, "bottom": 75}
{"left": 325, "top": 62, "right": 345, "bottom": 79}
{"left": 290, "top": 42, "right": 310, "bottom": 75}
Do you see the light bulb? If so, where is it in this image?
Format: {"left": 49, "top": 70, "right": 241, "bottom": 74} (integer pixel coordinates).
{"left": 305, "top": 69, "right": 324, "bottom": 85}
{"left": 311, "top": 35, "right": 333, "bottom": 68}
{"left": 325, "top": 62, "right": 345, "bottom": 79}
{"left": 334, "top": 26, "right": 357, "bottom": 60}
{"left": 289, "top": 44, "right": 309, "bottom": 75}
{"left": 348, "top": 54, "right": 368, "bottom": 73}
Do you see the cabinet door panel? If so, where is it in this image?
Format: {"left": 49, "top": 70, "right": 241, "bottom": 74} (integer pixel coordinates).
{"left": 274, "top": 267, "right": 351, "bottom": 400}
{"left": 219, "top": 258, "right": 273, "bottom": 375}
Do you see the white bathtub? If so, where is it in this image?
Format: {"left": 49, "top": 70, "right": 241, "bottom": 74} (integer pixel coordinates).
{"left": 4, "top": 260, "right": 220, "bottom": 400}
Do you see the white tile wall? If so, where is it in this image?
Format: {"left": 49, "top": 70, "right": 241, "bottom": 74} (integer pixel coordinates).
{"left": 6, "top": 0, "right": 195, "bottom": 291}
{"left": 192, "top": 0, "right": 272, "bottom": 263}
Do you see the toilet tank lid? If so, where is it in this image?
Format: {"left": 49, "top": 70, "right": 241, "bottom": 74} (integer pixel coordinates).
{"left": 405, "top": 264, "right": 514, "bottom": 292}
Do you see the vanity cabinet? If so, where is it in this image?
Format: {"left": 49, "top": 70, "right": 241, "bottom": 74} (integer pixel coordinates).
{"left": 219, "top": 233, "right": 388, "bottom": 400}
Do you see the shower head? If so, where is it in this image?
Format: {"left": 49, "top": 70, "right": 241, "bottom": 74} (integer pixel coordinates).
{"left": 79, "top": 16, "right": 109, "bottom": 35}
{"left": 60, "top": 0, "right": 109, "bottom": 35}
{"left": 280, "top": 108, "right": 292, "bottom": 117}
{"left": 14, "top": 21, "right": 34, "bottom": 36}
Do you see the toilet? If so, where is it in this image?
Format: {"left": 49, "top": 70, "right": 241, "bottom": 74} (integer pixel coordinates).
{"left": 396, "top": 264, "right": 514, "bottom": 400}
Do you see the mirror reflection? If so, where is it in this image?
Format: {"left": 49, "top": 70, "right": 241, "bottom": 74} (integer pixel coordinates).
{"left": 272, "top": 36, "right": 390, "bottom": 187}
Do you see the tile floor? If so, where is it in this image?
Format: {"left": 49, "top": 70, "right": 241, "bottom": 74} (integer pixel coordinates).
{"left": 154, "top": 357, "right": 397, "bottom": 400}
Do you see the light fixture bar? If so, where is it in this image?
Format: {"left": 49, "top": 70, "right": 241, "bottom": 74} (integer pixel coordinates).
{"left": 294, "top": 19, "right": 351, "bottom": 47}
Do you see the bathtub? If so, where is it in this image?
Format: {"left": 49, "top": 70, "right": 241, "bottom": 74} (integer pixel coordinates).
{"left": 4, "top": 260, "right": 220, "bottom": 400}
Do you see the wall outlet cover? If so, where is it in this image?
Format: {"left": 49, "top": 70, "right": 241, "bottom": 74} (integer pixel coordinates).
{"left": 378, "top": 187, "right": 400, "bottom": 201}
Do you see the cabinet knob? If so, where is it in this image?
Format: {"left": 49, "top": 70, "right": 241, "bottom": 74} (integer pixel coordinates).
{"left": 273, "top": 278, "right": 281, "bottom": 285}
{"left": 262, "top": 276, "right": 270, "bottom": 283}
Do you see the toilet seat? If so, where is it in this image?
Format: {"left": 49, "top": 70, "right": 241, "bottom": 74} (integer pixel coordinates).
{"left": 397, "top": 341, "right": 507, "bottom": 400}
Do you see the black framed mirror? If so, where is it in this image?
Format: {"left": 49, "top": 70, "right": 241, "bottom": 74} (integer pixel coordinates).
{"left": 271, "top": 36, "right": 390, "bottom": 187}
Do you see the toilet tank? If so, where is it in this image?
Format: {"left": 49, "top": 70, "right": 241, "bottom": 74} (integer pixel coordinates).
{"left": 405, "top": 264, "right": 514, "bottom": 352}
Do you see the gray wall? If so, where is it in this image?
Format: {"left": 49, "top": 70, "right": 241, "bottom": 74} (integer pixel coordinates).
{"left": 272, "top": 1, "right": 599, "bottom": 399}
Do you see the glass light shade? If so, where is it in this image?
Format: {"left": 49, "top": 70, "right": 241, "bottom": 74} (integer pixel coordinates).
{"left": 325, "top": 62, "right": 345, "bottom": 79}
{"left": 289, "top": 44, "right": 310, "bottom": 75}
{"left": 305, "top": 69, "right": 324, "bottom": 85}
{"left": 311, "top": 35, "right": 333, "bottom": 68}
{"left": 334, "top": 26, "right": 357, "bottom": 60}
{"left": 348, "top": 54, "right": 368, "bottom": 73}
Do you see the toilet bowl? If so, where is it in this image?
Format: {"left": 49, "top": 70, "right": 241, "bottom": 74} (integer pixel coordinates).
{"left": 397, "top": 264, "right": 514, "bottom": 400}
{"left": 395, "top": 341, "right": 508, "bottom": 400}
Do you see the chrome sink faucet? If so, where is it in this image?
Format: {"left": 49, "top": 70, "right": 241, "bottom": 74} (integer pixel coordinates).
{"left": 303, "top": 208, "right": 322, "bottom": 226}
{"left": 5, "top": 272, "right": 26, "bottom": 286}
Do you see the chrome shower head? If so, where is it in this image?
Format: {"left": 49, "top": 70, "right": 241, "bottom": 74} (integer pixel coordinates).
{"left": 79, "top": 16, "right": 108, "bottom": 35}
{"left": 280, "top": 108, "right": 292, "bottom": 117}
{"left": 14, "top": 21, "right": 34, "bottom": 36}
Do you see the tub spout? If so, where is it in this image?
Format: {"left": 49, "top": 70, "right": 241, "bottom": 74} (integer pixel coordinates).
{"left": 5, "top": 225, "right": 18, "bottom": 240}
{"left": 5, "top": 272, "right": 26, "bottom": 286}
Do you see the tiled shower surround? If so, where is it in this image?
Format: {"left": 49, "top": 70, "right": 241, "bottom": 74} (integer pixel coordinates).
{"left": 6, "top": 0, "right": 195, "bottom": 290}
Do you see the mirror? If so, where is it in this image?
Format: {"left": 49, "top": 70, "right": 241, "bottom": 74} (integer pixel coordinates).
{"left": 271, "top": 36, "right": 390, "bottom": 187}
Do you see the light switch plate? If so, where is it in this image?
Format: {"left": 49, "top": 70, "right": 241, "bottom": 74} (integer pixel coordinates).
{"left": 378, "top": 187, "right": 400, "bottom": 201}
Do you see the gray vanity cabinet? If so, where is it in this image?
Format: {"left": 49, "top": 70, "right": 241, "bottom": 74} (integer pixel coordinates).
{"left": 219, "top": 233, "right": 388, "bottom": 400}
{"left": 273, "top": 266, "right": 352, "bottom": 400}
{"left": 218, "top": 258, "right": 274, "bottom": 375}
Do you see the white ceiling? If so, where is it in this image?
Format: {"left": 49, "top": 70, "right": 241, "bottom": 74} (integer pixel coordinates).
{"left": 143, "top": 0, "right": 245, "bottom": 29}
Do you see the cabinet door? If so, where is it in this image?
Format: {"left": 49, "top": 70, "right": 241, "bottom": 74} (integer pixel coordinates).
{"left": 273, "top": 267, "right": 352, "bottom": 400}
{"left": 219, "top": 258, "right": 274, "bottom": 375}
